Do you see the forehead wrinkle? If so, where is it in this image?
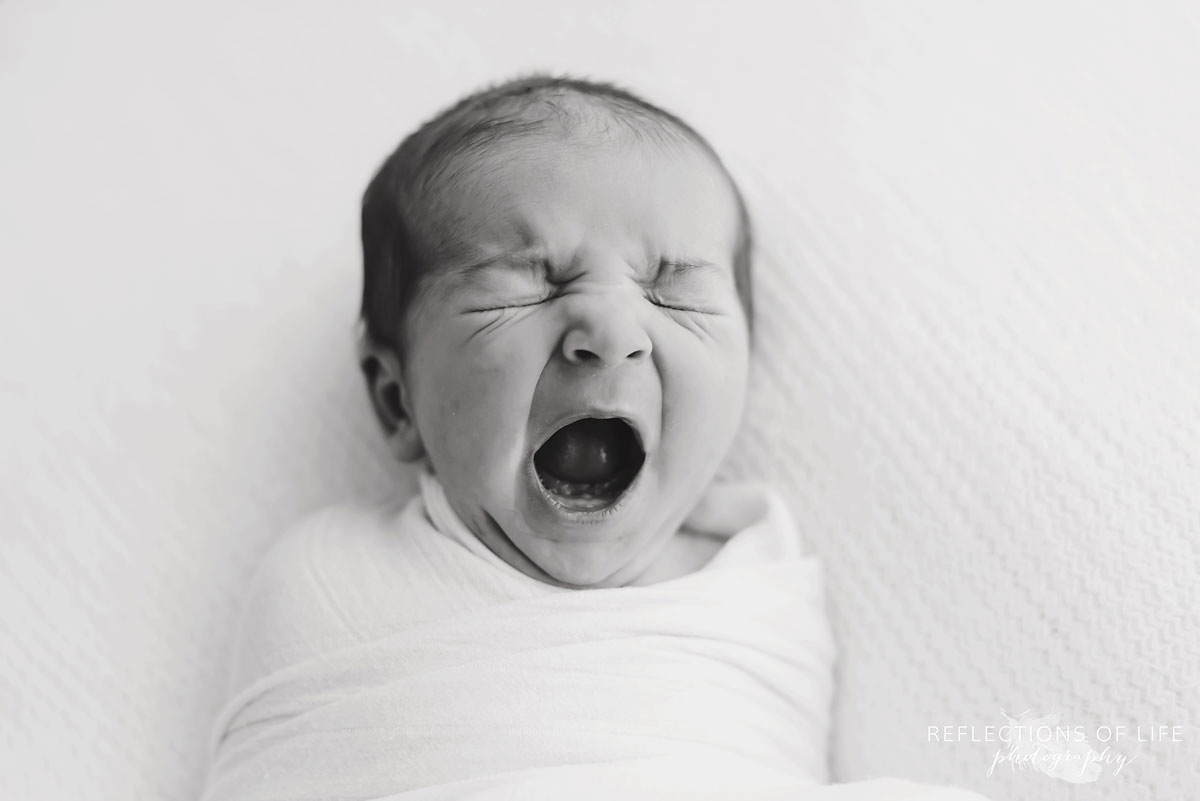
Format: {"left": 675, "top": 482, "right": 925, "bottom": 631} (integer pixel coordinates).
{"left": 454, "top": 247, "right": 546, "bottom": 281}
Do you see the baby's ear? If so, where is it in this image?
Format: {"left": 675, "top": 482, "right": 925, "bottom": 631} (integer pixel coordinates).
{"left": 355, "top": 322, "right": 425, "bottom": 463}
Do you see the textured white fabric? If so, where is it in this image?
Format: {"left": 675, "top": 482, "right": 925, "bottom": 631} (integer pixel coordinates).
{"left": 3, "top": 2, "right": 1198, "bottom": 801}
{"left": 201, "top": 471, "right": 836, "bottom": 799}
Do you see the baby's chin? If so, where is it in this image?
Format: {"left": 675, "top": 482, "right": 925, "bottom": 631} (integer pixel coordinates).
{"left": 509, "top": 525, "right": 668, "bottom": 588}
{"left": 507, "top": 448, "right": 670, "bottom": 587}
{"left": 479, "top": 467, "right": 698, "bottom": 588}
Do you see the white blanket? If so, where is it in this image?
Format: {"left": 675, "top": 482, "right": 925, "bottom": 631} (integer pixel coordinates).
{"left": 202, "top": 471, "right": 832, "bottom": 798}
{"left": 201, "top": 472, "right": 990, "bottom": 800}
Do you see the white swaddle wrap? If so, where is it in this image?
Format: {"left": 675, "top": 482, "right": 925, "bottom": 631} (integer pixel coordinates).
{"left": 201, "top": 472, "right": 983, "bottom": 800}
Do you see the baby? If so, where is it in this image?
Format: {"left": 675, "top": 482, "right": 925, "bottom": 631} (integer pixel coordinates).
{"left": 356, "top": 75, "right": 753, "bottom": 590}
{"left": 202, "top": 76, "right": 988, "bottom": 801}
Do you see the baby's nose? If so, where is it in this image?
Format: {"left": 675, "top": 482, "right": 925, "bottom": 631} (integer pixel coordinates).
{"left": 561, "top": 298, "right": 652, "bottom": 368}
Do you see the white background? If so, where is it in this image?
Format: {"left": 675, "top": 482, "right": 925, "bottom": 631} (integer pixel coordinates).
{"left": 2, "top": 2, "right": 1198, "bottom": 800}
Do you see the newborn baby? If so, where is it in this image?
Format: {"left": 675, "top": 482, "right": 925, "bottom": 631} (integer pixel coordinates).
{"left": 357, "top": 76, "right": 753, "bottom": 590}
{"left": 202, "top": 76, "right": 988, "bottom": 801}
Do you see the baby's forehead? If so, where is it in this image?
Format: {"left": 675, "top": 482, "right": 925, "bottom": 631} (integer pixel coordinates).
{"left": 421, "top": 128, "right": 740, "bottom": 275}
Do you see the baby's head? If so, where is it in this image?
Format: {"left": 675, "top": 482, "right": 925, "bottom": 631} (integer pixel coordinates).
{"left": 359, "top": 76, "right": 753, "bottom": 588}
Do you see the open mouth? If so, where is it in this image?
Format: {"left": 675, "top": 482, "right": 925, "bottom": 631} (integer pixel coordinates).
{"left": 532, "top": 417, "right": 646, "bottom": 512}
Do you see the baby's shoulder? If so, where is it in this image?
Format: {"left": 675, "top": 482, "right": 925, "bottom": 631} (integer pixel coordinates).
{"left": 255, "top": 503, "right": 366, "bottom": 570}
{"left": 227, "top": 498, "right": 421, "bottom": 689}
{"left": 247, "top": 500, "right": 411, "bottom": 602}
{"left": 256, "top": 499, "right": 411, "bottom": 575}
{"left": 685, "top": 479, "right": 808, "bottom": 562}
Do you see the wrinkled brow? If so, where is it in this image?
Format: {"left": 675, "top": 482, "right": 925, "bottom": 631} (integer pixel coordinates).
{"left": 447, "top": 247, "right": 545, "bottom": 280}
{"left": 652, "top": 257, "right": 724, "bottom": 288}
{"left": 451, "top": 248, "right": 721, "bottom": 283}
{"left": 658, "top": 257, "right": 719, "bottom": 274}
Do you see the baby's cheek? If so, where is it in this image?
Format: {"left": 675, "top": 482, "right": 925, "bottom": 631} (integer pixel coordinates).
{"left": 658, "top": 327, "right": 748, "bottom": 465}
{"left": 425, "top": 331, "right": 547, "bottom": 469}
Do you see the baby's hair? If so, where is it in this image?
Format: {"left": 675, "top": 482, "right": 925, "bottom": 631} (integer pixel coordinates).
{"left": 360, "top": 74, "right": 754, "bottom": 354}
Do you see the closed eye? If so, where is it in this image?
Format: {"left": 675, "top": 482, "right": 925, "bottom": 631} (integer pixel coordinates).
{"left": 648, "top": 296, "right": 717, "bottom": 315}
{"left": 465, "top": 296, "right": 553, "bottom": 314}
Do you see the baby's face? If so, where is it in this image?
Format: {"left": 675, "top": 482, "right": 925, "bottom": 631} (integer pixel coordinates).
{"left": 399, "top": 132, "right": 749, "bottom": 587}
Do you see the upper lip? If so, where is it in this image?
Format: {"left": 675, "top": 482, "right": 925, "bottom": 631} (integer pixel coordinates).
{"left": 530, "top": 406, "right": 651, "bottom": 458}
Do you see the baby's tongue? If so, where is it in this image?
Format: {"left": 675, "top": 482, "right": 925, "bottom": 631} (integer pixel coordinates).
{"left": 535, "top": 418, "right": 627, "bottom": 484}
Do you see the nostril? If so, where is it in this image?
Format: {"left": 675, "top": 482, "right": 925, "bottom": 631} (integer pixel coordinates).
{"left": 561, "top": 326, "right": 652, "bottom": 366}
{"left": 570, "top": 346, "right": 647, "bottom": 364}
{"left": 571, "top": 347, "right": 601, "bottom": 363}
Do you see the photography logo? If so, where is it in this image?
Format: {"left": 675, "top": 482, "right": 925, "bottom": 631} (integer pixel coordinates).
{"left": 991, "top": 709, "right": 1108, "bottom": 783}
{"left": 930, "top": 709, "right": 1185, "bottom": 783}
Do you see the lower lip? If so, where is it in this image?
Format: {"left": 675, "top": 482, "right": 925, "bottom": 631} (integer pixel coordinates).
{"left": 525, "top": 459, "right": 646, "bottom": 528}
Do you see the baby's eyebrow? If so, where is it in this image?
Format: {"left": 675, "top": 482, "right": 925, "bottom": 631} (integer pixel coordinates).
{"left": 452, "top": 248, "right": 546, "bottom": 279}
{"left": 658, "top": 257, "right": 719, "bottom": 274}
{"left": 450, "top": 250, "right": 722, "bottom": 284}
{"left": 652, "top": 256, "right": 722, "bottom": 284}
